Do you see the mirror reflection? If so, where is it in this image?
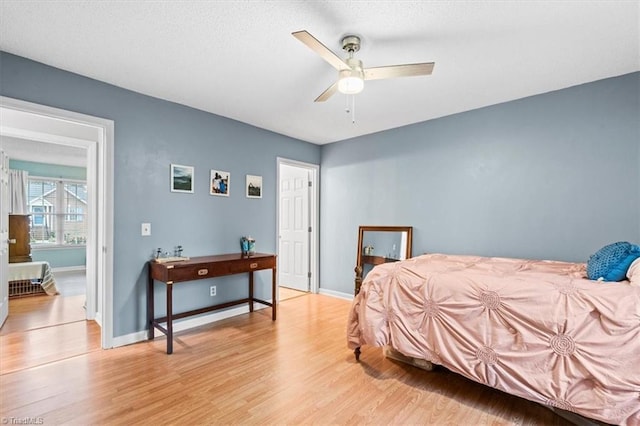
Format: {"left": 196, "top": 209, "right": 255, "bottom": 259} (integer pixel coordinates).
{"left": 361, "top": 231, "right": 409, "bottom": 261}
{"left": 355, "top": 226, "right": 412, "bottom": 294}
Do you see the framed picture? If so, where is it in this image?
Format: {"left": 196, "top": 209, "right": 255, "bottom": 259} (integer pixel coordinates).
{"left": 210, "top": 169, "right": 230, "bottom": 196}
{"left": 170, "top": 164, "right": 194, "bottom": 193}
{"left": 246, "top": 174, "right": 262, "bottom": 199}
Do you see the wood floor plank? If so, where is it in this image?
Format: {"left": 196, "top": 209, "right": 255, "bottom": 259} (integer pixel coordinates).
{"left": 0, "top": 294, "right": 86, "bottom": 335}
{"left": 0, "top": 320, "right": 101, "bottom": 373}
{"left": 0, "top": 294, "right": 571, "bottom": 425}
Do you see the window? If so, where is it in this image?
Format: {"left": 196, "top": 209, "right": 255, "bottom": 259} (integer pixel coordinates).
{"left": 31, "top": 205, "right": 46, "bottom": 226}
{"left": 28, "top": 178, "right": 88, "bottom": 246}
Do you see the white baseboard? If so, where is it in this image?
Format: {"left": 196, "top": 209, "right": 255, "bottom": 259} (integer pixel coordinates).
{"left": 318, "top": 288, "right": 354, "bottom": 301}
{"left": 111, "top": 301, "right": 271, "bottom": 349}
{"left": 52, "top": 266, "right": 86, "bottom": 273}
{"left": 112, "top": 330, "right": 148, "bottom": 348}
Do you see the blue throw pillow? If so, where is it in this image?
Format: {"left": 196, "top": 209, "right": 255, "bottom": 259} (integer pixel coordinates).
{"left": 587, "top": 241, "right": 640, "bottom": 282}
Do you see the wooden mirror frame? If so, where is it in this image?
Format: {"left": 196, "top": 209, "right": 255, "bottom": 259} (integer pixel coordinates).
{"left": 354, "top": 226, "right": 413, "bottom": 295}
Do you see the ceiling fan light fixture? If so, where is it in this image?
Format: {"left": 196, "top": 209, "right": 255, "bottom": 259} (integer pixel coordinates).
{"left": 337, "top": 58, "right": 364, "bottom": 94}
{"left": 338, "top": 72, "right": 364, "bottom": 94}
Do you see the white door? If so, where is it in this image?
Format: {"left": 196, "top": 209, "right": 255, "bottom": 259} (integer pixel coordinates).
{"left": 278, "top": 164, "right": 310, "bottom": 292}
{"left": 0, "top": 149, "right": 9, "bottom": 327}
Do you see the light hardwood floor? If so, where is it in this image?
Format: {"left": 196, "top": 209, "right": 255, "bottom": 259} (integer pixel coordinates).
{"left": 279, "top": 286, "right": 309, "bottom": 301}
{"left": 0, "top": 271, "right": 101, "bottom": 375}
{"left": 0, "top": 293, "right": 571, "bottom": 425}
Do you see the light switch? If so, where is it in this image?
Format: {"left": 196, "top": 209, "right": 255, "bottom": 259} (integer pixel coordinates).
{"left": 141, "top": 223, "right": 151, "bottom": 236}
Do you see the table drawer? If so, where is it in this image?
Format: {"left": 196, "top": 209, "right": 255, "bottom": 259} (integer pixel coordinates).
{"left": 157, "top": 256, "right": 276, "bottom": 283}
{"left": 226, "top": 257, "right": 275, "bottom": 274}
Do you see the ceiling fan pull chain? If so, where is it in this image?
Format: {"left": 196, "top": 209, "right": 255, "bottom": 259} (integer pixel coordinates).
{"left": 345, "top": 95, "right": 355, "bottom": 122}
{"left": 351, "top": 95, "right": 356, "bottom": 124}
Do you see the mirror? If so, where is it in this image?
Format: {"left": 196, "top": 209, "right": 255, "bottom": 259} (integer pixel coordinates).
{"left": 355, "top": 226, "right": 413, "bottom": 294}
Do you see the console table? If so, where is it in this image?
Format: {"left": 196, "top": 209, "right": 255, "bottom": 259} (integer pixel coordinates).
{"left": 147, "top": 252, "right": 277, "bottom": 354}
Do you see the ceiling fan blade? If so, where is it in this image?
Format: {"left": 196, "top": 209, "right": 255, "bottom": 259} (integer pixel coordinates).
{"left": 314, "top": 81, "right": 339, "bottom": 102}
{"left": 364, "top": 62, "right": 435, "bottom": 81}
{"left": 292, "top": 30, "right": 350, "bottom": 70}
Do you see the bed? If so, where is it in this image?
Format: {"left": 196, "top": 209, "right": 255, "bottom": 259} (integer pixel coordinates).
{"left": 347, "top": 252, "right": 640, "bottom": 425}
{"left": 8, "top": 261, "right": 59, "bottom": 297}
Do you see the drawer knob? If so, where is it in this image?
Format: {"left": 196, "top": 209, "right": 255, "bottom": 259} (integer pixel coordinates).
{"left": 198, "top": 268, "right": 208, "bottom": 276}
{"left": 250, "top": 263, "right": 258, "bottom": 269}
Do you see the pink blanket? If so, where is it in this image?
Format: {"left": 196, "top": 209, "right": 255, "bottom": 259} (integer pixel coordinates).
{"left": 347, "top": 254, "right": 640, "bottom": 425}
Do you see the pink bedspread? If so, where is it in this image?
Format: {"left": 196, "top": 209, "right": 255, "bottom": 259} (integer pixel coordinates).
{"left": 347, "top": 254, "right": 640, "bottom": 425}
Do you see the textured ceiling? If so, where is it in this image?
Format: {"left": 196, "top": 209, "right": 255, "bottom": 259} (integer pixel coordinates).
{"left": 1, "top": 1, "right": 638, "bottom": 145}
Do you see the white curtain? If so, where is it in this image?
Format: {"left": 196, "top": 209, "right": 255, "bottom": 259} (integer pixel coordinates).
{"left": 9, "top": 169, "right": 29, "bottom": 214}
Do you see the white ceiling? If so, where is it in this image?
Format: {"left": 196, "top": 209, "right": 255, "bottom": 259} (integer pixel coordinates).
{"left": 0, "top": 135, "right": 86, "bottom": 168}
{"left": 0, "top": 106, "right": 93, "bottom": 167}
{"left": 1, "top": 1, "right": 638, "bottom": 145}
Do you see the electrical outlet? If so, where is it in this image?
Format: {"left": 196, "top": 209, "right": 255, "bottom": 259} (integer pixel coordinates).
{"left": 141, "top": 223, "right": 151, "bottom": 236}
{"left": 210, "top": 285, "right": 216, "bottom": 297}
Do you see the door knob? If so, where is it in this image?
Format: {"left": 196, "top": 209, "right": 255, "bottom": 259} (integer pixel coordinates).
{"left": 8, "top": 238, "right": 16, "bottom": 244}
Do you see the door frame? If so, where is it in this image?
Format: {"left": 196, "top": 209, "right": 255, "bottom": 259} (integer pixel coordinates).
{"left": 0, "top": 150, "right": 8, "bottom": 327}
{"left": 276, "top": 157, "right": 319, "bottom": 295}
{"left": 0, "top": 96, "right": 114, "bottom": 349}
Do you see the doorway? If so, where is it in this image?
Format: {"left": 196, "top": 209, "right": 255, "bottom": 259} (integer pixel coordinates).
{"left": 0, "top": 96, "right": 114, "bottom": 349}
{"left": 276, "top": 158, "right": 319, "bottom": 298}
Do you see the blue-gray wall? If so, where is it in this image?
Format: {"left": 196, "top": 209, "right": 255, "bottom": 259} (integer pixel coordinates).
{"left": 321, "top": 72, "right": 640, "bottom": 295}
{"left": 0, "top": 52, "right": 321, "bottom": 337}
{"left": 9, "top": 159, "right": 86, "bottom": 268}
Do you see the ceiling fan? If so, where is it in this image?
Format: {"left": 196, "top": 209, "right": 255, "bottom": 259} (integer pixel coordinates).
{"left": 292, "top": 30, "right": 435, "bottom": 102}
